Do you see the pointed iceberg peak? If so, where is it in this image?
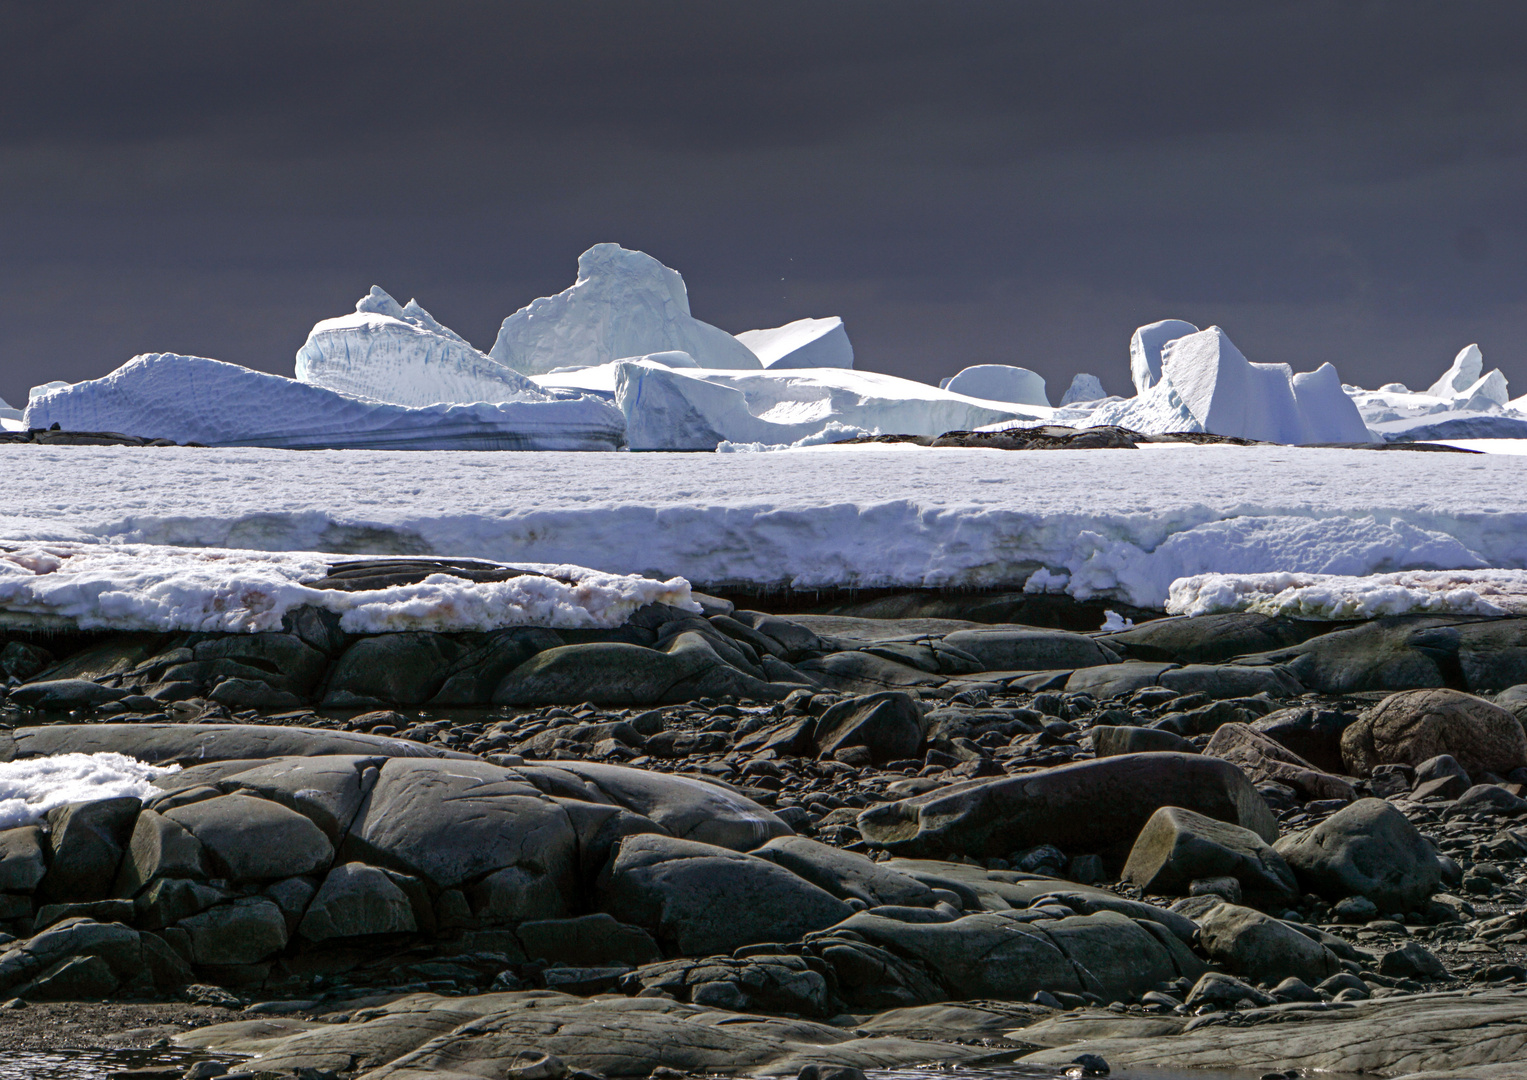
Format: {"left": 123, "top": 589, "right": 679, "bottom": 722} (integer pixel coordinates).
{"left": 355, "top": 285, "right": 405, "bottom": 319}
{"left": 1426, "top": 344, "right": 1484, "bottom": 399}
{"left": 736, "top": 316, "right": 854, "bottom": 369}
{"left": 492, "top": 243, "right": 761, "bottom": 375}
{"left": 1129, "top": 319, "right": 1199, "bottom": 394}
{"left": 1060, "top": 373, "right": 1107, "bottom": 406}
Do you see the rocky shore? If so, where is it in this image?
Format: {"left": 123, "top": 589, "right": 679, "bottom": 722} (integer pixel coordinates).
{"left": 2, "top": 583, "right": 1527, "bottom": 1079}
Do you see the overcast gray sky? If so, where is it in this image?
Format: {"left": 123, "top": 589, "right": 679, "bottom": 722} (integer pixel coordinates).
{"left": 2, "top": 1, "right": 1525, "bottom": 408}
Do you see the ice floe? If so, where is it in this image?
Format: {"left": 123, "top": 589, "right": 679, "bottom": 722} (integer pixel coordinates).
{"left": 736, "top": 316, "right": 854, "bottom": 369}
{"left": 0, "top": 752, "right": 179, "bottom": 830}
{"left": 490, "top": 243, "right": 761, "bottom": 375}
{"left": 3, "top": 443, "right": 1524, "bottom": 611}
{"left": 23, "top": 353, "right": 627, "bottom": 451}
{"left": 1168, "top": 569, "right": 1527, "bottom": 620}
{"left": 296, "top": 286, "right": 542, "bottom": 408}
{"left": 0, "top": 542, "right": 698, "bottom": 633}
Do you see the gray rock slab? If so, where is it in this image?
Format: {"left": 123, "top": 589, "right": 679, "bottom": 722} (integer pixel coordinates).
{"left": 1123, "top": 805, "right": 1297, "bottom": 901}
{"left": 0, "top": 723, "right": 470, "bottom": 765}
{"left": 164, "top": 793, "right": 334, "bottom": 881}
{"left": 752, "top": 836, "right": 937, "bottom": 908}
{"left": 299, "top": 862, "right": 418, "bottom": 942}
{"left": 1065, "top": 662, "right": 1176, "bottom": 697}
{"left": 0, "top": 825, "right": 47, "bottom": 892}
{"left": 215, "top": 755, "right": 382, "bottom": 843}
{"left": 942, "top": 628, "right": 1116, "bottom": 671}
{"left": 177, "top": 896, "right": 289, "bottom": 965}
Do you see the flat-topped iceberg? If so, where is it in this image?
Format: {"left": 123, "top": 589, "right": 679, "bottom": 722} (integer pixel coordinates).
{"left": 736, "top": 316, "right": 854, "bottom": 369}
{"left": 613, "top": 361, "right": 1052, "bottom": 450}
{"left": 24, "top": 353, "right": 627, "bottom": 451}
{"left": 491, "top": 243, "right": 761, "bottom": 375}
{"left": 296, "top": 286, "right": 541, "bottom": 408}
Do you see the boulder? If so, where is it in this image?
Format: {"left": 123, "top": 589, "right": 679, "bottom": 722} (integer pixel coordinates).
{"left": 1274, "top": 798, "right": 1442, "bottom": 912}
{"left": 299, "top": 862, "right": 419, "bottom": 941}
{"left": 0, "top": 826, "right": 48, "bottom": 893}
{"left": 1413, "top": 754, "right": 1471, "bottom": 800}
{"left": 1234, "top": 617, "right": 1471, "bottom": 694}
{"left": 1195, "top": 903, "right": 1342, "bottom": 985}
{"left": 623, "top": 954, "right": 833, "bottom": 1017}
{"left": 39, "top": 797, "right": 141, "bottom": 903}
{"left": 1341, "top": 689, "right": 1527, "bottom": 778}
{"left": 857, "top": 754, "right": 1278, "bottom": 859}
{"left": 1099, "top": 612, "right": 1322, "bottom": 665}
{"left": 0, "top": 917, "right": 191, "bottom": 996}
{"left": 343, "top": 759, "right": 577, "bottom": 901}
{"left": 1162, "top": 664, "right": 1303, "bottom": 699}
{"left": 595, "top": 834, "right": 851, "bottom": 957}
{"left": 1091, "top": 726, "right": 1195, "bottom": 757}
{"left": 1204, "top": 723, "right": 1355, "bottom": 803}
{"left": 163, "top": 794, "right": 334, "bottom": 882}
{"left": 1122, "top": 806, "right": 1297, "bottom": 902}
{"left": 431, "top": 627, "right": 565, "bottom": 705}
{"left": 325, "top": 633, "right": 466, "bottom": 706}
{"left": 1498, "top": 683, "right": 1527, "bottom": 724}
{"left": 810, "top": 692, "right": 925, "bottom": 763}
{"left": 177, "top": 896, "right": 289, "bottom": 965}
{"left": 9, "top": 679, "right": 127, "bottom": 710}
{"left": 1065, "top": 662, "right": 1177, "bottom": 698}
{"left": 1250, "top": 707, "right": 1355, "bottom": 774}
{"left": 212, "top": 755, "right": 379, "bottom": 843}
{"left": 1184, "top": 970, "right": 1274, "bottom": 1009}
{"left": 940, "top": 629, "right": 1116, "bottom": 671}
{"left": 1377, "top": 941, "right": 1448, "bottom": 980}
{"left": 113, "top": 809, "right": 210, "bottom": 896}
{"left": 751, "top": 836, "right": 938, "bottom": 907}
{"left": 0, "top": 722, "right": 464, "bottom": 766}
{"left": 1444, "top": 784, "right": 1527, "bottom": 819}
{"left": 494, "top": 637, "right": 779, "bottom": 706}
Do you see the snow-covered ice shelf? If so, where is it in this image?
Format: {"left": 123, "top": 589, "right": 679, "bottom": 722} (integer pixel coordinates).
{"left": 0, "top": 542, "right": 696, "bottom": 633}
{"left": 2, "top": 443, "right": 1525, "bottom": 610}
{"left": 1168, "top": 569, "right": 1527, "bottom": 620}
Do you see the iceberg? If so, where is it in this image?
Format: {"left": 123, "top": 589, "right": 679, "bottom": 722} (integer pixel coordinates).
{"left": 29, "top": 380, "right": 70, "bottom": 404}
{"left": 296, "top": 286, "right": 542, "bottom": 408}
{"left": 1346, "top": 342, "right": 1520, "bottom": 441}
{"left": 23, "top": 353, "right": 627, "bottom": 451}
{"left": 1129, "top": 319, "right": 1199, "bottom": 393}
{"left": 614, "top": 361, "right": 1051, "bottom": 450}
{"left": 1059, "top": 373, "right": 1107, "bottom": 406}
{"left": 490, "top": 243, "right": 761, "bottom": 375}
{"left": 940, "top": 365, "right": 1049, "bottom": 406}
{"left": 1425, "top": 343, "right": 1484, "bottom": 399}
{"left": 0, "top": 395, "right": 20, "bottom": 421}
{"left": 736, "top": 316, "right": 854, "bottom": 369}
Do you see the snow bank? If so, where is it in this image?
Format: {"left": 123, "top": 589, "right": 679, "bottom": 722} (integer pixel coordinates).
{"left": 296, "top": 286, "right": 542, "bottom": 407}
{"left": 1168, "top": 569, "right": 1527, "bottom": 620}
{"left": 0, "top": 542, "right": 698, "bottom": 633}
{"left": 3, "top": 443, "right": 1525, "bottom": 611}
{"left": 941, "top": 365, "right": 1049, "bottom": 407}
{"left": 23, "top": 353, "right": 627, "bottom": 451}
{"left": 1129, "top": 319, "right": 1198, "bottom": 393}
{"left": 614, "top": 361, "right": 1051, "bottom": 450}
{"left": 490, "top": 244, "right": 761, "bottom": 375}
{"left": 0, "top": 753, "right": 179, "bottom": 830}
{"left": 736, "top": 317, "right": 854, "bottom": 369}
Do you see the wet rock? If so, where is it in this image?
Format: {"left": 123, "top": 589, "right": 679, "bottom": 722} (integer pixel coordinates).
{"left": 1274, "top": 798, "right": 1442, "bottom": 911}
{"left": 1204, "top": 723, "right": 1355, "bottom": 803}
{"left": 1343, "top": 688, "right": 1527, "bottom": 778}
{"left": 857, "top": 753, "right": 1277, "bottom": 859}
{"left": 39, "top": 797, "right": 141, "bottom": 903}
{"left": 1196, "top": 902, "right": 1342, "bottom": 985}
{"left": 1091, "top": 726, "right": 1195, "bottom": 756}
{"left": 595, "top": 833, "right": 851, "bottom": 957}
{"left": 810, "top": 691, "right": 925, "bottom": 764}
{"left": 1122, "top": 806, "right": 1297, "bottom": 902}
{"left": 164, "top": 794, "right": 334, "bottom": 882}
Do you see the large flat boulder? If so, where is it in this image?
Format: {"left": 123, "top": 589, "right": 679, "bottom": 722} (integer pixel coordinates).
{"left": 857, "top": 754, "right": 1278, "bottom": 858}
{"left": 940, "top": 629, "right": 1117, "bottom": 671}
{"left": 595, "top": 834, "right": 851, "bottom": 957}
{"left": 1122, "top": 806, "right": 1297, "bottom": 902}
{"left": 0, "top": 723, "right": 468, "bottom": 765}
{"left": 751, "top": 836, "right": 938, "bottom": 907}
{"left": 164, "top": 793, "right": 334, "bottom": 882}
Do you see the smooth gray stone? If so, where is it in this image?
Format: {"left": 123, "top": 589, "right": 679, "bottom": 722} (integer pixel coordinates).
{"left": 516, "top": 913, "right": 661, "bottom": 967}
{"left": 941, "top": 629, "right": 1117, "bottom": 671}
{"left": 1099, "top": 612, "right": 1325, "bottom": 665}
{"left": 0, "top": 723, "right": 469, "bottom": 765}
{"left": 1091, "top": 725, "right": 1195, "bottom": 756}
{"left": 9, "top": 678, "right": 127, "bottom": 709}
{"left": 1341, "top": 688, "right": 1527, "bottom": 779}
{"left": 299, "top": 862, "right": 418, "bottom": 941}
{"left": 811, "top": 691, "right": 926, "bottom": 763}
{"left": 751, "top": 835, "right": 937, "bottom": 908}
{"left": 1066, "top": 662, "right": 1177, "bottom": 698}
{"left": 40, "top": 797, "right": 141, "bottom": 903}
{"left": 213, "top": 755, "right": 382, "bottom": 843}
{"left": 1123, "top": 805, "right": 1297, "bottom": 901}
{"left": 114, "top": 809, "right": 209, "bottom": 897}
{"left": 1161, "top": 664, "right": 1303, "bottom": 699}
{"left": 0, "top": 825, "right": 47, "bottom": 893}
{"left": 1275, "top": 798, "right": 1442, "bottom": 912}
{"left": 177, "top": 896, "right": 289, "bottom": 965}
{"left": 1196, "top": 902, "right": 1342, "bottom": 985}
{"left": 164, "top": 794, "right": 334, "bottom": 882}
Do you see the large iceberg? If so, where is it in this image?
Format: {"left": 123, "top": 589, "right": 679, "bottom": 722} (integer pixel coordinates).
{"left": 296, "top": 287, "right": 541, "bottom": 408}
{"left": 736, "top": 316, "right": 854, "bottom": 369}
{"left": 24, "top": 353, "right": 627, "bottom": 451}
{"left": 0, "top": 395, "right": 20, "bottom": 423}
{"left": 1059, "top": 373, "right": 1107, "bottom": 406}
{"left": 940, "top": 365, "right": 1049, "bottom": 406}
{"left": 613, "top": 361, "right": 1051, "bottom": 450}
{"left": 1083, "top": 325, "right": 1370, "bottom": 444}
{"left": 1129, "top": 319, "right": 1199, "bottom": 393}
{"left": 491, "top": 244, "right": 761, "bottom": 375}
{"left": 1346, "top": 343, "right": 1522, "bottom": 441}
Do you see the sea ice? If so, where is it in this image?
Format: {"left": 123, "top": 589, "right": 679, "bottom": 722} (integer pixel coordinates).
{"left": 24, "top": 353, "right": 627, "bottom": 451}
{"left": 1129, "top": 319, "right": 1199, "bottom": 393}
{"left": 490, "top": 244, "right": 761, "bottom": 375}
{"left": 1168, "top": 568, "right": 1527, "bottom": 620}
{"left": 296, "top": 286, "right": 543, "bottom": 408}
{"left": 736, "top": 317, "right": 854, "bottom": 369}
{"left": 940, "top": 365, "right": 1049, "bottom": 407}
{"left": 1059, "top": 373, "right": 1107, "bottom": 406}
{"left": 0, "top": 753, "right": 179, "bottom": 830}
{"left": 0, "top": 541, "right": 697, "bottom": 633}
{"left": 3, "top": 443, "right": 1524, "bottom": 611}
{"left": 614, "top": 360, "right": 1050, "bottom": 450}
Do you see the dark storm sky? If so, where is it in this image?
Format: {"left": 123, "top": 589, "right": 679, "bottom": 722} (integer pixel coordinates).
{"left": 3, "top": 1, "right": 1525, "bottom": 409}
